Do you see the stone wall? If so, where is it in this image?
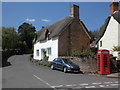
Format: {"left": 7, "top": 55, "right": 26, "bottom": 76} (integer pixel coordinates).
{"left": 60, "top": 56, "right": 119, "bottom": 73}
{"left": 60, "top": 56, "right": 97, "bottom": 73}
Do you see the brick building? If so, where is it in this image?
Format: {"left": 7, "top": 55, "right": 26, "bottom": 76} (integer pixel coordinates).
{"left": 33, "top": 4, "right": 91, "bottom": 61}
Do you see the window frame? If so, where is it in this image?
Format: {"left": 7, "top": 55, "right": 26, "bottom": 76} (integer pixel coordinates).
{"left": 47, "top": 47, "right": 51, "bottom": 55}
{"left": 36, "top": 49, "right": 39, "bottom": 56}
{"left": 100, "top": 41, "right": 102, "bottom": 47}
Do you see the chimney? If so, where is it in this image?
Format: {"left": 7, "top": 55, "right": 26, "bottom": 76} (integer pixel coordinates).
{"left": 110, "top": 2, "right": 119, "bottom": 16}
{"left": 70, "top": 5, "right": 79, "bottom": 19}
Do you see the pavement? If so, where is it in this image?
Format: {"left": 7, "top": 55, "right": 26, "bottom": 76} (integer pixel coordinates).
{"left": 106, "top": 73, "right": 120, "bottom": 78}
{"left": 2, "top": 54, "right": 120, "bottom": 89}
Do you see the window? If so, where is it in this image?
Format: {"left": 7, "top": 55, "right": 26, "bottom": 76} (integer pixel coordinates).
{"left": 100, "top": 41, "right": 102, "bottom": 47}
{"left": 36, "top": 50, "right": 39, "bottom": 56}
{"left": 47, "top": 48, "right": 51, "bottom": 55}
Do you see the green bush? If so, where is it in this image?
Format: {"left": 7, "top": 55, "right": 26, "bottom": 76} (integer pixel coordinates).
{"left": 71, "top": 49, "right": 95, "bottom": 57}
{"left": 80, "top": 49, "right": 94, "bottom": 57}
{"left": 71, "top": 49, "right": 80, "bottom": 57}
{"left": 113, "top": 46, "right": 120, "bottom": 51}
{"left": 113, "top": 46, "right": 120, "bottom": 60}
{"left": 42, "top": 49, "right": 49, "bottom": 60}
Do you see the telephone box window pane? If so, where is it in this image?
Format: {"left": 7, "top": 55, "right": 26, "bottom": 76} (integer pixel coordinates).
{"left": 103, "top": 55, "right": 108, "bottom": 67}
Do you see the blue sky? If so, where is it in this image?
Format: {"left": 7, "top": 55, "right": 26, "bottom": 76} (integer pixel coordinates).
{"left": 2, "top": 2, "right": 112, "bottom": 31}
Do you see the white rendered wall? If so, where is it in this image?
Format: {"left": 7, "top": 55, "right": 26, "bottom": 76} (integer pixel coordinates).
{"left": 118, "top": 23, "right": 120, "bottom": 46}
{"left": 34, "top": 37, "right": 58, "bottom": 61}
{"left": 98, "top": 16, "right": 119, "bottom": 58}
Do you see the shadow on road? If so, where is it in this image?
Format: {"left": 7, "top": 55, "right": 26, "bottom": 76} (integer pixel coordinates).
{"left": 52, "top": 68, "right": 83, "bottom": 74}
{"left": 2, "top": 59, "right": 11, "bottom": 67}
{"left": 1, "top": 50, "right": 32, "bottom": 68}
{"left": 66, "top": 71, "right": 83, "bottom": 74}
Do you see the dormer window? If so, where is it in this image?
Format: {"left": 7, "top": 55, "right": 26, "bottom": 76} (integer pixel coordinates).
{"left": 45, "top": 29, "right": 50, "bottom": 40}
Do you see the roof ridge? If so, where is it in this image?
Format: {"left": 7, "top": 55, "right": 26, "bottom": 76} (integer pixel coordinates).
{"left": 35, "top": 16, "right": 74, "bottom": 42}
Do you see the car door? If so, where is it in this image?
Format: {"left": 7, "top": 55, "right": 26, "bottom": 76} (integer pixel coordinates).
{"left": 56, "top": 58, "right": 64, "bottom": 70}
{"left": 52, "top": 58, "right": 58, "bottom": 68}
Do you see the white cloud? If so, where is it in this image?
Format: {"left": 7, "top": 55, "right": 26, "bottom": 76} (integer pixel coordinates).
{"left": 25, "top": 18, "right": 36, "bottom": 22}
{"left": 41, "top": 19, "right": 51, "bottom": 22}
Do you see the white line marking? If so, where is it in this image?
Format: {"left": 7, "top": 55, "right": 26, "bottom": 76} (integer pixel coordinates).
{"left": 106, "top": 85, "right": 109, "bottom": 86}
{"left": 33, "top": 74, "right": 53, "bottom": 88}
{"left": 66, "top": 84, "right": 77, "bottom": 87}
{"left": 52, "top": 85, "right": 63, "bottom": 88}
{"left": 104, "top": 82, "right": 113, "bottom": 84}
{"left": 80, "top": 83, "right": 89, "bottom": 86}
{"left": 113, "top": 81, "right": 118, "bottom": 83}
{"left": 85, "top": 86, "right": 95, "bottom": 88}
{"left": 110, "top": 84, "right": 119, "bottom": 86}
{"left": 92, "top": 83, "right": 102, "bottom": 85}
{"left": 99, "top": 85, "right": 105, "bottom": 87}
{"left": 66, "top": 85, "right": 73, "bottom": 87}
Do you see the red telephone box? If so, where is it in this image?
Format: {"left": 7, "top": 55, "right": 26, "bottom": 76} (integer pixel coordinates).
{"left": 97, "top": 49, "right": 110, "bottom": 75}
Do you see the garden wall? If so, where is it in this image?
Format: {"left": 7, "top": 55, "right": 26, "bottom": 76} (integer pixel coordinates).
{"left": 60, "top": 56, "right": 97, "bottom": 73}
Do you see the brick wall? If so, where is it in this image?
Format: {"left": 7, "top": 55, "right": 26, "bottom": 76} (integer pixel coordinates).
{"left": 58, "top": 19, "right": 90, "bottom": 56}
{"left": 58, "top": 25, "right": 70, "bottom": 56}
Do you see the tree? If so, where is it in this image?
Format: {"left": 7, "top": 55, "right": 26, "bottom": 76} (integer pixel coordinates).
{"left": 18, "top": 23, "right": 36, "bottom": 49}
{"left": 2, "top": 27, "right": 18, "bottom": 51}
{"left": 89, "top": 30, "right": 99, "bottom": 39}
{"left": 89, "top": 30, "right": 99, "bottom": 42}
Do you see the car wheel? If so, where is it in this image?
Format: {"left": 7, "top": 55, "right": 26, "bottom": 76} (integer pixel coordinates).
{"left": 63, "top": 67, "right": 67, "bottom": 73}
{"left": 51, "top": 65, "right": 54, "bottom": 70}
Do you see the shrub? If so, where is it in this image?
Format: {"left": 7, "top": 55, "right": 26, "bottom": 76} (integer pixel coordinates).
{"left": 113, "top": 46, "right": 120, "bottom": 60}
{"left": 113, "top": 46, "right": 120, "bottom": 51}
{"left": 80, "top": 49, "right": 94, "bottom": 57}
{"left": 71, "top": 49, "right": 95, "bottom": 57}
{"left": 71, "top": 49, "right": 80, "bottom": 57}
{"left": 42, "top": 49, "right": 49, "bottom": 60}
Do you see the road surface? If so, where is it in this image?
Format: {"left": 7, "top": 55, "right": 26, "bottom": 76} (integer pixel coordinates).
{"left": 2, "top": 55, "right": 119, "bottom": 89}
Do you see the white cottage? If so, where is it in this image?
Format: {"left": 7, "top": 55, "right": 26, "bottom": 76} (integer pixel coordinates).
{"left": 96, "top": 2, "right": 120, "bottom": 59}
{"left": 33, "top": 5, "right": 91, "bottom": 61}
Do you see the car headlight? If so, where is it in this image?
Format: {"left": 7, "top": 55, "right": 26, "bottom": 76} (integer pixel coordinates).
{"left": 70, "top": 66, "right": 74, "bottom": 68}
{"left": 66, "top": 64, "right": 71, "bottom": 68}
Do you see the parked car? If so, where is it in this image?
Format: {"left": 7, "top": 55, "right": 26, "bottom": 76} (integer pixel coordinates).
{"left": 50, "top": 58, "right": 80, "bottom": 73}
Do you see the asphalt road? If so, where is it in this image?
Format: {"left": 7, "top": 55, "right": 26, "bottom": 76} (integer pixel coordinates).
{"left": 2, "top": 55, "right": 119, "bottom": 89}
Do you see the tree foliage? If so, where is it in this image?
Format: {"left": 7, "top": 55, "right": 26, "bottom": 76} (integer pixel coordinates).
{"left": 2, "top": 27, "right": 18, "bottom": 50}
{"left": 18, "top": 23, "right": 36, "bottom": 49}
{"left": 113, "top": 46, "right": 120, "bottom": 51}
{"left": 113, "top": 46, "right": 120, "bottom": 60}
{"left": 89, "top": 30, "right": 99, "bottom": 42}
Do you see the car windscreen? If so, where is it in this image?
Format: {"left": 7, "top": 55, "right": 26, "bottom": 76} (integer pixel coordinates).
{"left": 62, "top": 59, "right": 73, "bottom": 64}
